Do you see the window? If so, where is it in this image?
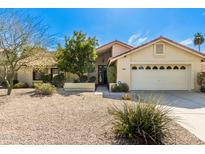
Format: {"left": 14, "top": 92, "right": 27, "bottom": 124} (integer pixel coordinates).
{"left": 173, "top": 66, "right": 179, "bottom": 70}
{"left": 180, "top": 66, "right": 186, "bottom": 70}
{"left": 145, "top": 66, "right": 151, "bottom": 70}
{"left": 159, "top": 66, "right": 165, "bottom": 70}
{"left": 154, "top": 44, "right": 165, "bottom": 55}
{"left": 132, "top": 66, "right": 137, "bottom": 70}
{"left": 139, "top": 66, "right": 144, "bottom": 70}
{"left": 167, "top": 66, "right": 172, "bottom": 70}
{"left": 33, "top": 69, "right": 48, "bottom": 80}
{"left": 51, "top": 68, "right": 59, "bottom": 78}
{"left": 153, "top": 66, "right": 158, "bottom": 70}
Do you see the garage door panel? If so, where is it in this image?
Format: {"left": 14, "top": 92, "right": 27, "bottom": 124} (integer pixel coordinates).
{"left": 131, "top": 65, "right": 190, "bottom": 90}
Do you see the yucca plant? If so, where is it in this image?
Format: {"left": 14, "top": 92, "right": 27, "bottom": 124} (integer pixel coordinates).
{"left": 108, "top": 97, "right": 173, "bottom": 144}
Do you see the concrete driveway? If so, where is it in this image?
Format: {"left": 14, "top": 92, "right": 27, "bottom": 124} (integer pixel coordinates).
{"left": 135, "top": 91, "right": 205, "bottom": 142}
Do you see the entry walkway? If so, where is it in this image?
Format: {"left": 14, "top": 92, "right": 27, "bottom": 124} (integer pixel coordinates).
{"left": 95, "top": 85, "right": 108, "bottom": 95}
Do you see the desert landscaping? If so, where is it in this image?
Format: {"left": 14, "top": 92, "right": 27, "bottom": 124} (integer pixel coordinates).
{"left": 0, "top": 88, "right": 203, "bottom": 145}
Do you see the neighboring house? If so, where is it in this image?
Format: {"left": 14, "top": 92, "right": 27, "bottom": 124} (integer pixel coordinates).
{"left": 17, "top": 52, "right": 58, "bottom": 85}
{"left": 1, "top": 36, "right": 205, "bottom": 91}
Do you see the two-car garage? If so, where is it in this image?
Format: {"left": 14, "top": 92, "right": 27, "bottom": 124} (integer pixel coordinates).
{"left": 130, "top": 64, "right": 191, "bottom": 90}
{"left": 111, "top": 37, "right": 205, "bottom": 91}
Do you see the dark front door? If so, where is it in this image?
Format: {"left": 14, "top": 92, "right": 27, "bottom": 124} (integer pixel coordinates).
{"left": 98, "top": 65, "right": 107, "bottom": 85}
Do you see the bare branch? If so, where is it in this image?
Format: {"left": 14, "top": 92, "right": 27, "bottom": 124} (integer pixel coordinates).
{"left": 0, "top": 9, "right": 54, "bottom": 95}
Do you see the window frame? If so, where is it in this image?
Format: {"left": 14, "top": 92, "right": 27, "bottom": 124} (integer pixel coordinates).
{"left": 167, "top": 66, "right": 172, "bottom": 70}
{"left": 138, "top": 66, "right": 144, "bottom": 70}
{"left": 132, "top": 66, "right": 137, "bottom": 70}
{"left": 180, "top": 66, "right": 186, "bottom": 70}
{"left": 152, "top": 66, "right": 158, "bottom": 70}
{"left": 51, "top": 68, "right": 59, "bottom": 79}
{"left": 173, "top": 66, "right": 179, "bottom": 70}
{"left": 33, "top": 69, "right": 48, "bottom": 81}
{"left": 154, "top": 43, "right": 165, "bottom": 56}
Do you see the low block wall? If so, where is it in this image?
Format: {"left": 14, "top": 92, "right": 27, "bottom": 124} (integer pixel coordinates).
{"left": 64, "top": 83, "right": 95, "bottom": 92}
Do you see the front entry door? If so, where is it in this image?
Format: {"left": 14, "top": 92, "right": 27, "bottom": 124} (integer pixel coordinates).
{"left": 98, "top": 65, "right": 107, "bottom": 85}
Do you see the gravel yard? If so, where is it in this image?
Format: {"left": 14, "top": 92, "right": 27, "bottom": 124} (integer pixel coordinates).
{"left": 0, "top": 89, "right": 203, "bottom": 145}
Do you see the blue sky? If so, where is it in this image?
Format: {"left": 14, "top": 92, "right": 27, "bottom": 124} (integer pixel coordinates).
{"left": 8, "top": 9, "right": 205, "bottom": 52}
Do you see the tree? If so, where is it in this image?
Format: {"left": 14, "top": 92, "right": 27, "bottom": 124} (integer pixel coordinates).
{"left": 55, "top": 31, "right": 98, "bottom": 79}
{"left": 0, "top": 10, "right": 51, "bottom": 95}
{"left": 194, "top": 32, "right": 204, "bottom": 52}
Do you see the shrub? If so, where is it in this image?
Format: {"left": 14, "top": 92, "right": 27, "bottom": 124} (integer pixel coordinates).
{"left": 13, "top": 79, "right": 19, "bottom": 85}
{"left": 42, "top": 74, "right": 52, "bottom": 83}
{"left": 0, "top": 81, "right": 7, "bottom": 88}
{"left": 88, "top": 76, "right": 96, "bottom": 83}
{"left": 200, "top": 86, "right": 205, "bottom": 92}
{"left": 52, "top": 73, "right": 65, "bottom": 88}
{"left": 108, "top": 98, "right": 172, "bottom": 144}
{"left": 35, "top": 83, "right": 55, "bottom": 95}
{"left": 107, "top": 65, "right": 116, "bottom": 83}
{"left": 112, "top": 83, "right": 129, "bottom": 92}
{"left": 73, "top": 79, "right": 80, "bottom": 83}
{"left": 14, "top": 82, "right": 29, "bottom": 88}
{"left": 79, "top": 75, "right": 88, "bottom": 83}
{"left": 197, "top": 72, "right": 205, "bottom": 92}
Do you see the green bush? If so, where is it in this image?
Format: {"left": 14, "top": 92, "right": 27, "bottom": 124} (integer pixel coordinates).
{"left": 1, "top": 79, "right": 19, "bottom": 88}
{"left": 108, "top": 98, "right": 172, "bottom": 144}
{"left": 107, "top": 65, "right": 116, "bottom": 83}
{"left": 88, "top": 76, "right": 96, "bottom": 83}
{"left": 14, "top": 82, "right": 29, "bottom": 88}
{"left": 197, "top": 72, "right": 205, "bottom": 92}
{"left": 73, "top": 79, "right": 80, "bottom": 83}
{"left": 13, "top": 80, "right": 19, "bottom": 85}
{"left": 42, "top": 74, "right": 52, "bottom": 83}
{"left": 35, "top": 83, "right": 55, "bottom": 95}
{"left": 111, "top": 83, "right": 129, "bottom": 92}
{"left": 200, "top": 86, "right": 205, "bottom": 92}
{"left": 52, "top": 73, "right": 65, "bottom": 88}
{"left": 79, "top": 75, "right": 88, "bottom": 83}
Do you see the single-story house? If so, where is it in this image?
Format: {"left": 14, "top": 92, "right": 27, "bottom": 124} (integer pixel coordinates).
{"left": 1, "top": 36, "right": 205, "bottom": 91}
{"left": 108, "top": 36, "right": 205, "bottom": 90}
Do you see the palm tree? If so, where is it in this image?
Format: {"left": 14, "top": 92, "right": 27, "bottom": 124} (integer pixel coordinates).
{"left": 194, "top": 33, "right": 204, "bottom": 52}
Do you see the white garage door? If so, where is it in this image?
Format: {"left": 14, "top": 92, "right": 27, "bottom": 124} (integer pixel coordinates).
{"left": 131, "top": 65, "right": 190, "bottom": 90}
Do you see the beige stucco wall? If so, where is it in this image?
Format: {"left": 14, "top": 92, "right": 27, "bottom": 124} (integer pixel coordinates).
{"left": 17, "top": 67, "right": 34, "bottom": 86}
{"left": 17, "top": 67, "right": 53, "bottom": 86}
{"left": 112, "top": 44, "right": 130, "bottom": 57}
{"left": 116, "top": 41, "right": 203, "bottom": 91}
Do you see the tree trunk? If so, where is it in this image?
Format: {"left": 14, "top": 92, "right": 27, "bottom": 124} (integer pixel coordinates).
{"left": 6, "top": 75, "right": 14, "bottom": 95}
{"left": 7, "top": 84, "right": 13, "bottom": 95}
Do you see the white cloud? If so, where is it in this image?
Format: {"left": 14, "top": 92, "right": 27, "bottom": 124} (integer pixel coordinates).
{"left": 180, "top": 38, "right": 193, "bottom": 46}
{"left": 128, "top": 31, "right": 149, "bottom": 46}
